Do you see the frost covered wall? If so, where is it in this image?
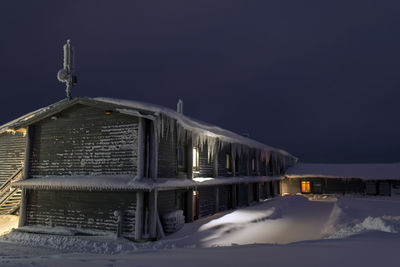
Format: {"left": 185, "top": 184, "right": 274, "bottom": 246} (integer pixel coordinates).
{"left": 29, "top": 104, "right": 139, "bottom": 177}
{"left": 158, "top": 132, "right": 178, "bottom": 178}
{"left": 218, "top": 185, "right": 232, "bottom": 211}
{"left": 217, "top": 147, "right": 232, "bottom": 177}
{"left": 157, "top": 190, "right": 186, "bottom": 218}
{"left": 198, "top": 186, "right": 216, "bottom": 217}
{"left": 26, "top": 190, "right": 136, "bottom": 235}
{"left": 194, "top": 144, "right": 215, "bottom": 178}
{"left": 0, "top": 132, "right": 25, "bottom": 184}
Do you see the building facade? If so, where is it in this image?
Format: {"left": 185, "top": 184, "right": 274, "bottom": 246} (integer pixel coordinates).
{"left": 282, "top": 163, "right": 400, "bottom": 196}
{"left": 0, "top": 97, "right": 296, "bottom": 240}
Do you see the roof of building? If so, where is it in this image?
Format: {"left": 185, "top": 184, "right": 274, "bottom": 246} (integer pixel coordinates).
{"left": 286, "top": 162, "right": 400, "bottom": 180}
{"left": 12, "top": 175, "right": 283, "bottom": 191}
{"left": 0, "top": 97, "right": 294, "bottom": 158}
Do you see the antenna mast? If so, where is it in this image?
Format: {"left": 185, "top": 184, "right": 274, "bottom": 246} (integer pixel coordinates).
{"left": 57, "top": 39, "right": 77, "bottom": 100}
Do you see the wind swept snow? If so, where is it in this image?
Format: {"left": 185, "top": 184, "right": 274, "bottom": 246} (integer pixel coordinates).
{"left": 0, "top": 196, "right": 400, "bottom": 266}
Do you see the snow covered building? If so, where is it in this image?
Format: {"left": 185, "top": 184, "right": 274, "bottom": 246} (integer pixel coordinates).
{"left": 0, "top": 97, "right": 295, "bottom": 239}
{"left": 282, "top": 163, "right": 400, "bottom": 196}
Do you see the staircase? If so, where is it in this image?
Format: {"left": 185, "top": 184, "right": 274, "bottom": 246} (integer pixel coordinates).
{"left": 0, "top": 168, "right": 23, "bottom": 215}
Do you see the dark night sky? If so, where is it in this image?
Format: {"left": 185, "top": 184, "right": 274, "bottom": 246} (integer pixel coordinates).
{"left": 1, "top": 1, "right": 400, "bottom": 163}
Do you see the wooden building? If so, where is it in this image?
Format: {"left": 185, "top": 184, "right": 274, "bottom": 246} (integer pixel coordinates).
{"left": 0, "top": 97, "right": 296, "bottom": 240}
{"left": 282, "top": 163, "right": 400, "bottom": 196}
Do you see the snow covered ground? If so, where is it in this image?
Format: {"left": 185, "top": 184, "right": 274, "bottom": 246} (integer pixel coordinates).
{"left": 0, "top": 195, "right": 399, "bottom": 266}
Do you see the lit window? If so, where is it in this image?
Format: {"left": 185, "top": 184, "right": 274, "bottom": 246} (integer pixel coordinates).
{"left": 226, "top": 153, "right": 232, "bottom": 171}
{"left": 193, "top": 147, "right": 199, "bottom": 171}
{"left": 301, "top": 181, "right": 311, "bottom": 193}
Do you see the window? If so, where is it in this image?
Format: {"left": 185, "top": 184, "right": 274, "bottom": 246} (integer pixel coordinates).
{"left": 177, "top": 146, "right": 186, "bottom": 172}
{"left": 226, "top": 153, "right": 232, "bottom": 172}
{"left": 252, "top": 158, "right": 256, "bottom": 172}
{"left": 193, "top": 147, "right": 199, "bottom": 171}
{"left": 301, "top": 181, "right": 311, "bottom": 193}
{"left": 235, "top": 156, "right": 239, "bottom": 173}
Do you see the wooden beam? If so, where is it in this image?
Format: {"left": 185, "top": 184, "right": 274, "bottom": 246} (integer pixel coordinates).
{"left": 137, "top": 118, "right": 146, "bottom": 178}
{"left": 213, "top": 139, "right": 219, "bottom": 178}
{"left": 231, "top": 184, "right": 237, "bottom": 209}
{"left": 148, "top": 190, "right": 158, "bottom": 239}
{"left": 149, "top": 120, "right": 158, "bottom": 178}
{"left": 186, "top": 190, "right": 193, "bottom": 222}
{"left": 135, "top": 192, "right": 144, "bottom": 240}
{"left": 19, "top": 125, "right": 32, "bottom": 227}
{"left": 187, "top": 137, "right": 193, "bottom": 179}
{"left": 214, "top": 187, "right": 219, "bottom": 213}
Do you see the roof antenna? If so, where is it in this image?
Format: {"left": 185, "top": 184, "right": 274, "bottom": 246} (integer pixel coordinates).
{"left": 57, "top": 39, "right": 77, "bottom": 100}
{"left": 177, "top": 99, "right": 183, "bottom": 114}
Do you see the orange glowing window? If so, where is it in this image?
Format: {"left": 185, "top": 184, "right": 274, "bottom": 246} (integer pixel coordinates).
{"left": 301, "top": 181, "right": 311, "bottom": 193}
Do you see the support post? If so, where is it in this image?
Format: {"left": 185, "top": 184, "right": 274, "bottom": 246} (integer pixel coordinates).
{"left": 149, "top": 120, "right": 158, "bottom": 178}
{"left": 232, "top": 155, "right": 236, "bottom": 177}
{"left": 246, "top": 156, "right": 250, "bottom": 176}
{"left": 246, "top": 184, "right": 250, "bottom": 206}
{"left": 187, "top": 138, "right": 193, "bottom": 179}
{"left": 137, "top": 118, "right": 146, "bottom": 178}
{"left": 213, "top": 139, "right": 219, "bottom": 178}
{"left": 232, "top": 184, "right": 237, "bottom": 209}
{"left": 135, "top": 192, "right": 144, "bottom": 240}
{"left": 19, "top": 126, "right": 32, "bottom": 228}
{"left": 186, "top": 190, "right": 194, "bottom": 222}
{"left": 148, "top": 190, "right": 158, "bottom": 239}
{"left": 214, "top": 186, "right": 219, "bottom": 213}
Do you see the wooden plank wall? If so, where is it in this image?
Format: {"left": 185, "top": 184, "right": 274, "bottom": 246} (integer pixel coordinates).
{"left": 0, "top": 132, "right": 26, "bottom": 184}
{"left": 194, "top": 146, "right": 214, "bottom": 178}
{"left": 26, "top": 190, "right": 136, "bottom": 235}
{"left": 198, "top": 186, "right": 216, "bottom": 217}
{"left": 238, "top": 184, "right": 247, "bottom": 207}
{"left": 218, "top": 186, "right": 228, "bottom": 211}
{"left": 157, "top": 132, "right": 177, "bottom": 178}
{"left": 217, "top": 148, "right": 232, "bottom": 177}
{"left": 218, "top": 185, "right": 232, "bottom": 211}
{"left": 237, "top": 155, "right": 248, "bottom": 176}
{"left": 29, "top": 104, "right": 139, "bottom": 177}
{"left": 157, "top": 190, "right": 177, "bottom": 216}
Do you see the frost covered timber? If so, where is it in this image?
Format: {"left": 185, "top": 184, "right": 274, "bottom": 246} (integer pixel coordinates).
{"left": 95, "top": 98, "right": 297, "bottom": 171}
{"left": 12, "top": 175, "right": 284, "bottom": 191}
{"left": 0, "top": 96, "right": 296, "bottom": 173}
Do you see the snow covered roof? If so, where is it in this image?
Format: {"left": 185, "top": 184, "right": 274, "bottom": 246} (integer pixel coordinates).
{"left": 12, "top": 175, "right": 283, "bottom": 191}
{"left": 286, "top": 163, "right": 400, "bottom": 180}
{"left": 94, "top": 97, "right": 291, "bottom": 156}
{"left": 0, "top": 97, "right": 294, "bottom": 158}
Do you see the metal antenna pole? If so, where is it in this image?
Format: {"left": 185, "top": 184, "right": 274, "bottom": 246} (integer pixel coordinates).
{"left": 57, "top": 39, "right": 77, "bottom": 100}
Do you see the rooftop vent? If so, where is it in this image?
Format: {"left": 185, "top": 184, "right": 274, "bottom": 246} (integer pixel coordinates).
{"left": 177, "top": 99, "right": 183, "bottom": 114}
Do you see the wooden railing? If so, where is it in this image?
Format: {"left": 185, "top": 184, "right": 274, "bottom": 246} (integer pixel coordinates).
{"left": 0, "top": 167, "right": 24, "bottom": 205}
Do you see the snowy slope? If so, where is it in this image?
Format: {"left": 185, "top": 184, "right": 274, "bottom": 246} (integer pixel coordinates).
{"left": 0, "top": 196, "right": 399, "bottom": 266}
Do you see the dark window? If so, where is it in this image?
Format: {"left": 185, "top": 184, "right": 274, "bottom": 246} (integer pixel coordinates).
{"left": 235, "top": 156, "right": 239, "bottom": 174}
{"left": 252, "top": 158, "right": 256, "bottom": 172}
{"left": 177, "top": 146, "right": 186, "bottom": 172}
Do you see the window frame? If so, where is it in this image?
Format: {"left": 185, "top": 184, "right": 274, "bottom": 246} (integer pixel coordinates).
{"left": 192, "top": 146, "right": 200, "bottom": 172}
